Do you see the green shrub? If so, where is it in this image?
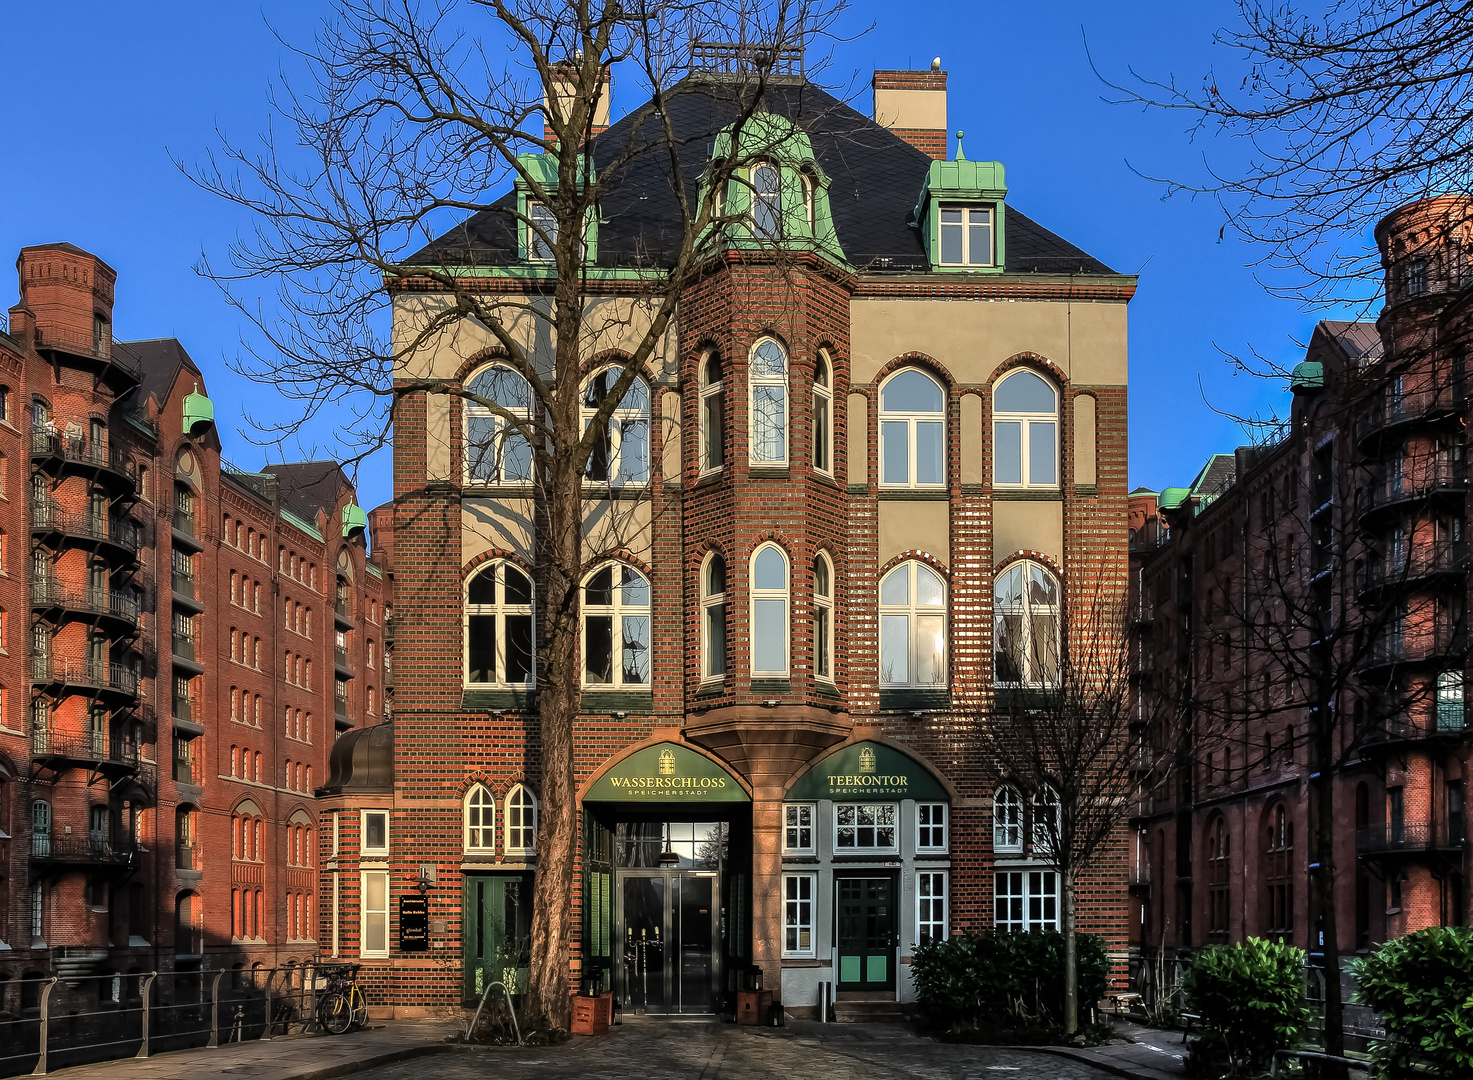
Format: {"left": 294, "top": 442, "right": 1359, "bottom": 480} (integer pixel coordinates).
{"left": 1350, "top": 925, "right": 1473, "bottom": 1079}
{"left": 911, "top": 930, "right": 1108, "bottom": 1035}
{"left": 1181, "top": 938, "right": 1311, "bottom": 1079}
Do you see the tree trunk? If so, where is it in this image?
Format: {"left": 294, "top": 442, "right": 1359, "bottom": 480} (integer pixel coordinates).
{"left": 1063, "top": 870, "right": 1079, "bottom": 1035}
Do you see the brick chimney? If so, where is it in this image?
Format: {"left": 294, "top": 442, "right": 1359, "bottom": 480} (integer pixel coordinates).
{"left": 873, "top": 63, "right": 948, "bottom": 160}
{"left": 544, "top": 61, "right": 612, "bottom": 145}
{"left": 16, "top": 243, "right": 116, "bottom": 357}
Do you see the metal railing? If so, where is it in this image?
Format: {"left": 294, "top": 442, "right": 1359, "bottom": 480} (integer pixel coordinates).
{"left": 1359, "top": 462, "right": 1469, "bottom": 517}
{"left": 1361, "top": 540, "right": 1469, "bottom": 591}
{"left": 176, "top": 842, "right": 196, "bottom": 870}
{"left": 30, "top": 834, "right": 137, "bottom": 864}
{"left": 29, "top": 728, "right": 140, "bottom": 768}
{"left": 1355, "top": 373, "right": 1467, "bottom": 442}
{"left": 1358, "top": 627, "right": 1468, "bottom": 670}
{"left": 334, "top": 647, "right": 352, "bottom": 672}
{"left": 173, "top": 634, "right": 197, "bottom": 661}
{"left": 30, "top": 655, "right": 140, "bottom": 695}
{"left": 31, "top": 581, "right": 140, "bottom": 622}
{"left": 690, "top": 39, "right": 804, "bottom": 76}
{"left": 173, "top": 512, "right": 196, "bottom": 540}
{"left": 1356, "top": 819, "right": 1464, "bottom": 854}
{"left": 172, "top": 570, "right": 197, "bottom": 599}
{"left": 30, "top": 431, "right": 137, "bottom": 484}
{"left": 30, "top": 501, "right": 141, "bottom": 555}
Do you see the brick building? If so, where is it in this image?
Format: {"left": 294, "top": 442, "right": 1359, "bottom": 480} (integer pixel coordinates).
{"left": 0, "top": 242, "right": 387, "bottom": 1004}
{"left": 1130, "top": 196, "right": 1473, "bottom": 1023}
{"left": 317, "top": 54, "right": 1136, "bottom": 1018}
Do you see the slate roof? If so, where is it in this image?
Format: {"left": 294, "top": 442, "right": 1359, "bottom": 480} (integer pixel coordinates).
{"left": 407, "top": 76, "right": 1118, "bottom": 276}
{"left": 1315, "top": 320, "right": 1383, "bottom": 366}
{"left": 263, "top": 461, "right": 353, "bottom": 524}
{"left": 114, "top": 338, "right": 203, "bottom": 412}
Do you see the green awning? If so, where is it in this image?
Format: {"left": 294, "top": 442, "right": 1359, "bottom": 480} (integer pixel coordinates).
{"left": 786, "top": 741, "right": 948, "bottom": 801}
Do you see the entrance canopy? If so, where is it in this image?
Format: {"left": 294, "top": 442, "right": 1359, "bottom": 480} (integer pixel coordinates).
{"left": 586, "top": 742, "right": 749, "bottom": 804}
{"left": 786, "top": 740, "right": 948, "bottom": 801}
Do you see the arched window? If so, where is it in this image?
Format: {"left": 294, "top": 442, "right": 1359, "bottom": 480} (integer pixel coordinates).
{"left": 993, "top": 370, "right": 1058, "bottom": 488}
{"left": 581, "top": 367, "right": 650, "bottom": 486}
{"left": 464, "top": 785, "right": 495, "bottom": 851}
{"left": 176, "top": 892, "right": 200, "bottom": 955}
{"left": 505, "top": 785, "right": 537, "bottom": 855}
{"left": 879, "top": 560, "right": 946, "bottom": 687}
{"left": 700, "top": 352, "right": 724, "bottom": 473}
{"left": 1031, "top": 787, "right": 1060, "bottom": 859}
{"left": 813, "top": 352, "right": 832, "bottom": 474}
{"left": 749, "top": 338, "right": 788, "bottom": 465}
{"left": 1206, "top": 815, "right": 1230, "bottom": 942}
{"left": 701, "top": 553, "right": 727, "bottom": 680}
{"left": 750, "top": 544, "right": 790, "bottom": 676}
{"left": 813, "top": 553, "right": 834, "bottom": 682}
{"left": 751, "top": 163, "right": 781, "bottom": 237}
{"left": 1264, "top": 803, "right": 1294, "bottom": 940}
{"left": 880, "top": 370, "right": 945, "bottom": 487}
{"left": 464, "top": 364, "right": 533, "bottom": 484}
{"left": 994, "top": 561, "right": 1061, "bottom": 686}
{"left": 465, "top": 562, "right": 534, "bottom": 687}
{"left": 800, "top": 170, "right": 817, "bottom": 232}
{"left": 582, "top": 563, "right": 650, "bottom": 687}
{"left": 993, "top": 786, "right": 1022, "bottom": 853}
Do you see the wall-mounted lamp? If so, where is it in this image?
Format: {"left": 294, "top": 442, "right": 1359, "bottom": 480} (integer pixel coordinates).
{"left": 417, "top": 863, "right": 437, "bottom": 897}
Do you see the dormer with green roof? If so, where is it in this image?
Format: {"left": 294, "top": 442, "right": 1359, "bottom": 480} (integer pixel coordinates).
{"left": 182, "top": 382, "right": 215, "bottom": 437}
{"left": 911, "top": 133, "right": 1007, "bottom": 272}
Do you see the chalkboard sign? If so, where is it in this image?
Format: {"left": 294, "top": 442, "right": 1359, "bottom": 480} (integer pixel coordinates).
{"left": 399, "top": 894, "right": 429, "bottom": 952}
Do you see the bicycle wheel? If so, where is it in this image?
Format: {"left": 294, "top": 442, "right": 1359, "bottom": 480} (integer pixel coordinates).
{"left": 349, "top": 986, "right": 368, "bottom": 1029}
{"left": 319, "top": 990, "right": 352, "bottom": 1035}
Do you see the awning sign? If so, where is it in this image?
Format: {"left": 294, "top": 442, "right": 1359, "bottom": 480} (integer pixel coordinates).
{"left": 585, "top": 742, "right": 748, "bottom": 803}
{"left": 786, "top": 741, "right": 948, "bottom": 801}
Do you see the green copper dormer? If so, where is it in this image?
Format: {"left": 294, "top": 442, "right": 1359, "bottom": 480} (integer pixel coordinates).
{"left": 700, "top": 113, "right": 847, "bottom": 267}
{"left": 341, "top": 501, "right": 368, "bottom": 540}
{"left": 1291, "top": 360, "right": 1325, "bottom": 392}
{"left": 514, "top": 152, "right": 598, "bottom": 266}
{"left": 1158, "top": 486, "right": 1192, "bottom": 512}
{"left": 912, "top": 132, "right": 1007, "bottom": 272}
{"left": 182, "top": 383, "right": 215, "bottom": 437}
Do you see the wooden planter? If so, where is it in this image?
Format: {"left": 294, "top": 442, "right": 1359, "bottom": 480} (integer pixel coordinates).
{"left": 736, "top": 989, "right": 773, "bottom": 1026}
{"left": 570, "top": 992, "right": 613, "bottom": 1036}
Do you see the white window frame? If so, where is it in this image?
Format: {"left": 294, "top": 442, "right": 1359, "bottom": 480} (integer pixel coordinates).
{"left": 917, "top": 870, "right": 948, "bottom": 946}
{"left": 879, "top": 369, "right": 946, "bottom": 488}
{"left": 527, "top": 201, "right": 556, "bottom": 261}
{"left": 464, "top": 785, "right": 495, "bottom": 852}
{"left": 993, "top": 560, "right": 1062, "bottom": 687}
{"left": 464, "top": 364, "right": 534, "bottom": 485}
{"left": 993, "top": 785, "right": 1023, "bottom": 853}
{"left": 992, "top": 370, "right": 1059, "bottom": 489}
{"left": 782, "top": 873, "right": 816, "bottom": 958}
{"left": 360, "top": 870, "right": 390, "bottom": 957}
{"left": 581, "top": 367, "right": 650, "bottom": 487}
{"left": 812, "top": 351, "right": 832, "bottom": 475}
{"left": 916, "top": 802, "right": 948, "bottom": 854}
{"left": 700, "top": 552, "right": 727, "bottom": 681}
{"left": 878, "top": 560, "right": 947, "bottom": 688}
{"left": 464, "top": 562, "right": 536, "bottom": 688}
{"left": 812, "top": 552, "right": 835, "bottom": 683}
{"left": 750, "top": 543, "right": 791, "bottom": 677}
{"left": 783, "top": 803, "right": 815, "bottom": 854}
{"left": 361, "top": 810, "right": 389, "bottom": 857}
{"left": 800, "top": 171, "right": 817, "bottom": 233}
{"left": 748, "top": 338, "right": 788, "bottom": 465}
{"left": 580, "top": 563, "right": 651, "bottom": 688}
{"left": 699, "top": 352, "right": 725, "bottom": 474}
{"left": 750, "top": 162, "right": 781, "bottom": 239}
{"left": 994, "top": 870, "right": 1059, "bottom": 932}
{"left": 1031, "top": 787, "right": 1061, "bottom": 860}
{"left": 504, "top": 785, "right": 537, "bottom": 855}
{"left": 833, "top": 802, "right": 898, "bottom": 853}
{"left": 939, "top": 204, "right": 995, "bottom": 266}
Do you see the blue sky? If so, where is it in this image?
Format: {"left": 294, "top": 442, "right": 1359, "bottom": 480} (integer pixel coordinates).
{"left": 0, "top": 1, "right": 1368, "bottom": 510}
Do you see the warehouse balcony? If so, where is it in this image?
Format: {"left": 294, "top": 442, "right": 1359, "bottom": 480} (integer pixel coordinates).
{"left": 30, "top": 430, "right": 139, "bottom": 498}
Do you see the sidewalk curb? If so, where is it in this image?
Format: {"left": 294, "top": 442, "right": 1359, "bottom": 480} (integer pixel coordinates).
{"left": 257, "top": 1042, "right": 457, "bottom": 1080}
{"left": 1002, "top": 1044, "right": 1182, "bottom": 1080}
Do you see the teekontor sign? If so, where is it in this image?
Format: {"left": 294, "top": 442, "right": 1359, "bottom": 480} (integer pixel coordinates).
{"left": 785, "top": 740, "right": 949, "bottom": 801}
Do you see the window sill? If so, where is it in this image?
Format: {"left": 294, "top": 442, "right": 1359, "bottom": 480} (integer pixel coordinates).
{"left": 695, "top": 469, "right": 724, "bottom": 488}
{"left": 914, "top": 852, "right": 951, "bottom": 860}
{"left": 580, "top": 690, "right": 654, "bottom": 713}
{"left": 750, "top": 678, "right": 792, "bottom": 696}
{"left": 781, "top": 956, "right": 824, "bottom": 966}
{"left": 782, "top": 855, "right": 819, "bottom": 864}
{"left": 747, "top": 464, "right": 790, "bottom": 478}
{"left": 878, "top": 688, "right": 949, "bottom": 711}
{"left": 831, "top": 854, "right": 901, "bottom": 864}
{"left": 877, "top": 488, "right": 949, "bottom": 501}
{"left": 462, "top": 688, "right": 535, "bottom": 711}
{"left": 993, "top": 489, "right": 1063, "bottom": 502}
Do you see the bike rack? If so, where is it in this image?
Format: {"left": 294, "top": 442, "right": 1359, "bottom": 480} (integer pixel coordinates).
{"left": 207, "top": 971, "right": 225, "bottom": 1048}
{"left": 464, "top": 981, "right": 522, "bottom": 1046}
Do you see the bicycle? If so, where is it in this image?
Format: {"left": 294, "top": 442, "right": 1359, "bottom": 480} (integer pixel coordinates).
{"left": 316, "top": 963, "right": 369, "bottom": 1034}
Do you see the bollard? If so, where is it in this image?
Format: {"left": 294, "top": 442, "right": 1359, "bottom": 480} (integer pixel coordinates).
{"left": 208, "top": 971, "right": 225, "bottom": 1048}
{"left": 31, "top": 977, "right": 58, "bottom": 1076}
{"left": 136, "top": 974, "right": 158, "bottom": 1059}
{"left": 816, "top": 981, "right": 826, "bottom": 1024}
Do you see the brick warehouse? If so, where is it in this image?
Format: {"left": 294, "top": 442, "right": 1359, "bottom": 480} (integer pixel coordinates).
{"left": 0, "top": 242, "right": 388, "bottom": 1009}
{"left": 318, "top": 52, "right": 1136, "bottom": 1019}
{"left": 1128, "top": 195, "right": 1473, "bottom": 1031}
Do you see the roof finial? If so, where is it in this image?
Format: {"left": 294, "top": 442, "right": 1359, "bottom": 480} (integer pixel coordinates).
{"left": 955, "top": 130, "right": 966, "bottom": 161}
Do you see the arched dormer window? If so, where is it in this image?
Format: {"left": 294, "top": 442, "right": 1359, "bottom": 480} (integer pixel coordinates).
{"left": 581, "top": 367, "right": 650, "bottom": 487}
{"left": 880, "top": 370, "right": 945, "bottom": 487}
{"left": 750, "top": 544, "right": 790, "bottom": 676}
{"left": 993, "top": 786, "right": 1022, "bottom": 853}
{"left": 813, "top": 352, "right": 832, "bottom": 474}
{"left": 464, "top": 365, "right": 533, "bottom": 485}
{"left": 813, "top": 552, "right": 834, "bottom": 682}
{"left": 465, "top": 562, "right": 534, "bottom": 687}
{"left": 464, "top": 784, "right": 495, "bottom": 851}
{"left": 993, "top": 561, "right": 1060, "bottom": 686}
{"left": 751, "top": 163, "right": 781, "bottom": 238}
{"left": 701, "top": 553, "right": 727, "bottom": 681}
{"left": 504, "top": 785, "right": 537, "bottom": 855}
{"left": 801, "top": 170, "right": 817, "bottom": 232}
{"left": 993, "top": 370, "right": 1058, "bottom": 488}
{"left": 749, "top": 338, "right": 788, "bottom": 465}
{"left": 700, "top": 352, "right": 724, "bottom": 473}
{"left": 879, "top": 560, "right": 946, "bottom": 688}
{"left": 582, "top": 563, "right": 650, "bottom": 687}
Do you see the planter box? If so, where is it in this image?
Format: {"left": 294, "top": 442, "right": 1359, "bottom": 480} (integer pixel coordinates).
{"left": 736, "top": 989, "right": 773, "bottom": 1026}
{"left": 570, "top": 992, "right": 613, "bottom": 1037}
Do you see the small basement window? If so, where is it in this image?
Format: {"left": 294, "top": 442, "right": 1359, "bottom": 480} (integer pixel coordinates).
{"left": 939, "top": 206, "right": 994, "bottom": 266}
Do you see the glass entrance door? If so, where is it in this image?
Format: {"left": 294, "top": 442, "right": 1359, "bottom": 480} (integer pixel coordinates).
{"left": 462, "top": 875, "right": 532, "bottom": 1004}
{"left": 617, "top": 872, "right": 717, "bottom": 1013}
{"left": 836, "top": 876, "right": 896, "bottom": 990}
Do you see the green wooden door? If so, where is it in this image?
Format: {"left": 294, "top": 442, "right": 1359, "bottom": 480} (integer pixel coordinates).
{"left": 836, "top": 876, "right": 896, "bottom": 990}
{"left": 462, "top": 875, "right": 532, "bottom": 1004}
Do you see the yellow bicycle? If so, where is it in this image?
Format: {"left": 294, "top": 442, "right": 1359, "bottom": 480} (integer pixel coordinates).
{"left": 317, "top": 963, "right": 369, "bottom": 1034}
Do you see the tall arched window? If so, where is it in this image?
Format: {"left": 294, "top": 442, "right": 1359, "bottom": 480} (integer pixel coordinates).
{"left": 1031, "top": 786, "right": 1060, "bottom": 859}
{"left": 813, "top": 352, "right": 832, "bottom": 474}
{"left": 878, "top": 560, "right": 946, "bottom": 687}
{"left": 1264, "top": 803, "right": 1294, "bottom": 940}
{"left": 701, "top": 553, "right": 727, "bottom": 680}
{"left": 749, "top": 339, "right": 788, "bottom": 465}
{"left": 464, "top": 365, "right": 533, "bottom": 484}
{"left": 993, "top": 370, "right": 1058, "bottom": 488}
{"left": 751, "top": 163, "right": 781, "bottom": 237}
{"left": 505, "top": 785, "right": 537, "bottom": 855}
{"left": 994, "top": 561, "right": 1061, "bottom": 686}
{"left": 464, "top": 785, "right": 495, "bottom": 851}
{"left": 581, "top": 367, "right": 650, "bottom": 486}
{"left": 813, "top": 553, "right": 834, "bottom": 682}
{"left": 465, "top": 562, "right": 534, "bottom": 687}
{"left": 880, "top": 370, "right": 945, "bottom": 488}
{"left": 582, "top": 563, "right": 650, "bottom": 687}
{"left": 993, "top": 785, "right": 1022, "bottom": 853}
{"left": 700, "top": 352, "right": 724, "bottom": 473}
{"left": 751, "top": 544, "right": 790, "bottom": 675}
{"left": 1206, "top": 815, "right": 1230, "bottom": 943}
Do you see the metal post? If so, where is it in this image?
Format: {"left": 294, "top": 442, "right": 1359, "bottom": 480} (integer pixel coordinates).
{"left": 136, "top": 973, "right": 158, "bottom": 1059}
{"left": 30, "top": 977, "right": 57, "bottom": 1076}
{"left": 816, "top": 981, "right": 826, "bottom": 1023}
{"left": 207, "top": 971, "right": 225, "bottom": 1048}
{"left": 305, "top": 961, "right": 316, "bottom": 1033}
{"left": 260, "top": 970, "right": 273, "bottom": 1041}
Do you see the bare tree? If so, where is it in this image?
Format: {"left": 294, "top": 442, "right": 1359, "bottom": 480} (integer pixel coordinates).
{"left": 186, "top": 0, "right": 852, "bottom": 1029}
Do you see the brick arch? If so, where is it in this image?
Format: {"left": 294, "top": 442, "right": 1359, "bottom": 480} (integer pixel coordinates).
{"left": 988, "top": 351, "right": 1069, "bottom": 391}
{"left": 451, "top": 347, "right": 517, "bottom": 386}
{"left": 583, "top": 550, "right": 655, "bottom": 584}
{"left": 460, "top": 770, "right": 527, "bottom": 801}
{"left": 877, "top": 549, "right": 952, "bottom": 581}
{"left": 992, "top": 548, "right": 1065, "bottom": 581}
{"left": 461, "top": 547, "right": 536, "bottom": 581}
{"left": 746, "top": 329, "right": 793, "bottom": 358}
{"left": 871, "top": 351, "right": 956, "bottom": 391}
{"left": 578, "top": 350, "right": 661, "bottom": 387}
{"left": 748, "top": 533, "right": 799, "bottom": 567}
{"left": 577, "top": 734, "right": 754, "bottom": 803}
